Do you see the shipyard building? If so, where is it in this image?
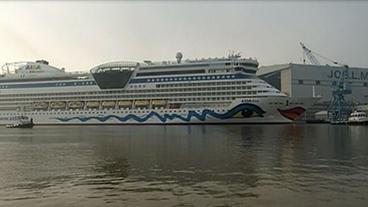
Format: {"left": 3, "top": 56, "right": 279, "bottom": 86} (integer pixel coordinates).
{"left": 257, "top": 63, "right": 368, "bottom": 119}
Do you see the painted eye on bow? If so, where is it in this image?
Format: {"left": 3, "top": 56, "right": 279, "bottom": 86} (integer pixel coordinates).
{"left": 231, "top": 105, "right": 265, "bottom": 119}
{"left": 241, "top": 109, "right": 254, "bottom": 117}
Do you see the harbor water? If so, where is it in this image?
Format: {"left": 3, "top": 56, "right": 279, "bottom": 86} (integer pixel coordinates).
{"left": 0, "top": 124, "right": 367, "bottom": 206}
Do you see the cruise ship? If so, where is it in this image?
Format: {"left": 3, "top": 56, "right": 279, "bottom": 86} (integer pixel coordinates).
{"left": 0, "top": 53, "right": 318, "bottom": 125}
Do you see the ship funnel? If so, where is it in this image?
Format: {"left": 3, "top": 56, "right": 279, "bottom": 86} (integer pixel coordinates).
{"left": 176, "top": 52, "right": 183, "bottom": 64}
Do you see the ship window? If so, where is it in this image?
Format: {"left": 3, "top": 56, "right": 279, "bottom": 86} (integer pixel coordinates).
{"left": 364, "top": 82, "right": 368, "bottom": 87}
{"left": 136, "top": 69, "right": 205, "bottom": 77}
{"left": 316, "top": 80, "right": 320, "bottom": 85}
{"left": 244, "top": 69, "right": 255, "bottom": 74}
{"left": 298, "top": 80, "right": 304, "bottom": 84}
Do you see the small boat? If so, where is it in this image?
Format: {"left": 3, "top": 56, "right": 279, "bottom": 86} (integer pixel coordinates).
{"left": 348, "top": 111, "right": 368, "bottom": 125}
{"left": 117, "top": 100, "right": 132, "bottom": 107}
{"left": 50, "top": 101, "right": 66, "bottom": 109}
{"left": 151, "top": 99, "right": 167, "bottom": 106}
{"left": 33, "top": 102, "right": 49, "bottom": 110}
{"left": 6, "top": 116, "right": 34, "bottom": 128}
{"left": 86, "top": 101, "right": 100, "bottom": 108}
{"left": 68, "top": 101, "right": 84, "bottom": 109}
{"left": 102, "top": 101, "right": 116, "bottom": 108}
{"left": 134, "top": 100, "right": 149, "bottom": 106}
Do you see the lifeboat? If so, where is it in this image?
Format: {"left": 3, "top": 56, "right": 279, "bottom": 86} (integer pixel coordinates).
{"left": 86, "top": 101, "right": 100, "bottom": 108}
{"left": 50, "top": 101, "right": 66, "bottom": 109}
{"left": 168, "top": 103, "right": 182, "bottom": 109}
{"left": 68, "top": 101, "right": 84, "bottom": 109}
{"left": 152, "top": 99, "right": 167, "bottom": 106}
{"left": 102, "top": 101, "right": 116, "bottom": 108}
{"left": 134, "top": 100, "right": 149, "bottom": 106}
{"left": 33, "top": 102, "right": 48, "bottom": 109}
{"left": 117, "top": 100, "right": 132, "bottom": 107}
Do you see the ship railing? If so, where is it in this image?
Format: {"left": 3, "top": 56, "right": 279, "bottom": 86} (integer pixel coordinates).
{"left": 1, "top": 62, "right": 30, "bottom": 75}
{"left": 90, "top": 61, "right": 140, "bottom": 73}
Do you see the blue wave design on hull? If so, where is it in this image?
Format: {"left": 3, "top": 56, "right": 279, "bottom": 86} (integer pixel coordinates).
{"left": 54, "top": 103, "right": 266, "bottom": 123}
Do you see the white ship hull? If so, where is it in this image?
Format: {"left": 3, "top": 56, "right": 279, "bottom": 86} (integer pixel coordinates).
{"left": 0, "top": 97, "right": 317, "bottom": 125}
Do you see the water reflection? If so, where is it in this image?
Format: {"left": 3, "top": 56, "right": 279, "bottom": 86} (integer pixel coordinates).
{"left": 0, "top": 125, "right": 367, "bottom": 206}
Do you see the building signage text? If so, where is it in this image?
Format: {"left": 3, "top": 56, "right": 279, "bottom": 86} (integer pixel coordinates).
{"left": 328, "top": 70, "right": 368, "bottom": 81}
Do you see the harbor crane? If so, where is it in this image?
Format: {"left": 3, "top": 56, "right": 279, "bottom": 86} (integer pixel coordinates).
{"left": 300, "top": 42, "right": 343, "bottom": 66}
{"left": 300, "top": 42, "right": 352, "bottom": 124}
{"left": 300, "top": 42, "right": 320, "bottom": 65}
{"left": 327, "top": 64, "right": 352, "bottom": 124}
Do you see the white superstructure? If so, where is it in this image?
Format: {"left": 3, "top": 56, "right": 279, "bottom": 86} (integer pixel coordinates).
{"left": 0, "top": 54, "right": 318, "bottom": 125}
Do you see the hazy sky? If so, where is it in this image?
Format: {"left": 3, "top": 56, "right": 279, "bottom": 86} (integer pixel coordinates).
{"left": 0, "top": 1, "right": 367, "bottom": 71}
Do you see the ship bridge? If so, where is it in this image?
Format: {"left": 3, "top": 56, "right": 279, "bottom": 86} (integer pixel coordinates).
{"left": 90, "top": 61, "right": 139, "bottom": 89}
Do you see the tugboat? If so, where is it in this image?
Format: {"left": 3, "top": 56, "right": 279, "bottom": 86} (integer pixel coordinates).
{"left": 347, "top": 111, "right": 368, "bottom": 125}
{"left": 5, "top": 116, "right": 34, "bottom": 128}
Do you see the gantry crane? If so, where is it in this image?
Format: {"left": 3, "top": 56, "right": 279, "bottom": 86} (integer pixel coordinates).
{"left": 300, "top": 42, "right": 352, "bottom": 123}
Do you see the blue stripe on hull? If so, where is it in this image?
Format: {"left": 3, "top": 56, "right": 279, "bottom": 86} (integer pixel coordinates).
{"left": 54, "top": 103, "right": 266, "bottom": 123}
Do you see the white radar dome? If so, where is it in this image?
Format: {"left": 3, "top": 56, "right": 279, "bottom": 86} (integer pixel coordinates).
{"left": 176, "top": 52, "right": 183, "bottom": 63}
